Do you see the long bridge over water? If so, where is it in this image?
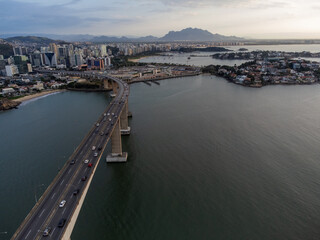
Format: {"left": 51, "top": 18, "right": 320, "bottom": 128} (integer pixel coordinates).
{"left": 11, "top": 70, "right": 131, "bottom": 240}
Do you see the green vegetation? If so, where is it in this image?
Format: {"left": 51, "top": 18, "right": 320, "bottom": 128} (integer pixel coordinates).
{"left": 5, "top": 36, "right": 66, "bottom": 45}
{"left": 0, "top": 43, "right": 14, "bottom": 58}
{"left": 67, "top": 81, "right": 100, "bottom": 89}
{"left": 112, "top": 56, "right": 147, "bottom": 68}
{"left": 8, "top": 95, "right": 24, "bottom": 100}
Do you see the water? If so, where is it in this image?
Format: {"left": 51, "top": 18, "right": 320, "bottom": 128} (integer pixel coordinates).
{"left": 139, "top": 52, "right": 248, "bottom": 67}
{"left": 0, "top": 91, "right": 110, "bottom": 238}
{"left": 139, "top": 44, "right": 320, "bottom": 66}
{"left": 2, "top": 75, "right": 320, "bottom": 239}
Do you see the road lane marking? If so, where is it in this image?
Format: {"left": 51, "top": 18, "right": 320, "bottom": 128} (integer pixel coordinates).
{"left": 51, "top": 192, "right": 56, "bottom": 199}
{"left": 51, "top": 227, "right": 56, "bottom": 236}
{"left": 62, "top": 208, "right": 67, "bottom": 215}
{"left": 60, "top": 179, "right": 65, "bottom": 186}
{"left": 25, "top": 229, "right": 32, "bottom": 239}
{"left": 68, "top": 169, "right": 71, "bottom": 174}
{"left": 39, "top": 209, "right": 45, "bottom": 218}
{"left": 69, "top": 194, "right": 73, "bottom": 199}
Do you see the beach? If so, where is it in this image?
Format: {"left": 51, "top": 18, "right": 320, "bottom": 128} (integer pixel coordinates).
{"left": 12, "top": 89, "right": 66, "bottom": 103}
{"left": 128, "top": 56, "right": 149, "bottom": 62}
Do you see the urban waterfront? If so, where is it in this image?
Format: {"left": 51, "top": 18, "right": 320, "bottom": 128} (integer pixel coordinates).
{"left": 2, "top": 75, "right": 320, "bottom": 239}
{"left": 139, "top": 44, "right": 320, "bottom": 67}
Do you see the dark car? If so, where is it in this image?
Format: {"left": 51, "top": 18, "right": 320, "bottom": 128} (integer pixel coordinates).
{"left": 73, "top": 189, "right": 80, "bottom": 195}
{"left": 81, "top": 176, "right": 87, "bottom": 181}
{"left": 70, "top": 160, "right": 75, "bottom": 165}
{"left": 43, "top": 227, "right": 52, "bottom": 236}
{"left": 98, "top": 147, "right": 102, "bottom": 151}
{"left": 58, "top": 218, "right": 66, "bottom": 228}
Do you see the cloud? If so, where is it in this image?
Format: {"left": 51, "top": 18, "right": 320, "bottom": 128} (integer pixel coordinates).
{"left": 0, "top": 0, "right": 98, "bottom": 33}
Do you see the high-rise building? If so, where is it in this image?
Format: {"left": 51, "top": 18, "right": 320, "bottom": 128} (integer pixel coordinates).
{"left": 14, "top": 55, "right": 29, "bottom": 74}
{"left": 5, "top": 65, "right": 19, "bottom": 76}
{"left": 44, "top": 53, "right": 57, "bottom": 67}
{"left": 100, "top": 45, "right": 107, "bottom": 57}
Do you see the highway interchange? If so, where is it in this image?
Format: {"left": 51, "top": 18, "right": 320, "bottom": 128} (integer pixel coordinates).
{"left": 12, "top": 72, "right": 129, "bottom": 240}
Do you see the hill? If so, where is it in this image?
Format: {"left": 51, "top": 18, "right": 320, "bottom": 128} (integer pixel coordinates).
{"left": 5, "top": 36, "right": 66, "bottom": 45}
{"left": 160, "top": 28, "right": 244, "bottom": 42}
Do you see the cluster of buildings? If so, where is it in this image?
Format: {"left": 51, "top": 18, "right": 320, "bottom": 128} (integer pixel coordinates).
{"left": 212, "top": 50, "right": 320, "bottom": 60}
{"left": 108, "top": 65, "right": 201, "bottom": 83}
{"left": 216, "top": 59, "right": 320, "bottom": 87}
{"left": 0, "top": 74, "right": 74, "bottom": 97}
{"left": 0, "top": 43, "right": 114, "bottom": 77}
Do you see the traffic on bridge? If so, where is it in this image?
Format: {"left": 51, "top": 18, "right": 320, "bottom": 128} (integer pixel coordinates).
{"left": 12, "top": 71, "right": 130, "bottom": 240}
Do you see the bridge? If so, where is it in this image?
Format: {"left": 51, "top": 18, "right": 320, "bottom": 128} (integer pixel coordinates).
{"left": 11, "top": 70, "right": 131, "bottom": 240}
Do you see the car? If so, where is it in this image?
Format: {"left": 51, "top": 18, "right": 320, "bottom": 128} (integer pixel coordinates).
{"left": 105, "top": 132, "right": 109, "bottom": 135}
{"left": 88, "top": 163, "right": 93, "bottom": 168}
{"left": 107, "top": 113, "right": 110, "bottom": 116}
{"left": 109, "top": 118, "right": 112, "bottom": 121}
{"left": 100, "top": 132, "right": 104, "bottom": 136}
{"left": 81, "top": 176, "right": 87, "bottom": 181}
{"left": 43, "top": 227, "right": 52, "bottom": 236}
{"left": 96, "top": 123, "right": 100, "bottom": 127}
{"left": 112, "top": 113, "right": 114, "bottom": 116}
{"left": 98, "top": 147, "right": 102, "bottom": 151}
{"left": 84, "top": 159, "right": 89, "bottom": 164}
{"left": 58, "top": 218, "right": 66, "bottom": 228}
{"left": 70, "top": 160, "right": 75, "bottom": 165}
{"left": 73, "top": 189, "right": 80, "bottom": 195}
{"left": 59, "top": 200, "right": 66, "bottom": 208}
{"left": 92, "top": 146, "right": 96, "bottom": 151}
{"left": 94, "top": 152, "right": 98, "bottom": 157}
{"left": 103, "top": 113, "right": 107, "bottom": 116}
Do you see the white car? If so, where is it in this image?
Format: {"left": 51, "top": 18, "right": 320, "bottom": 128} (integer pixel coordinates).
{"left": 94, "top": 152, "right": 98, "bottom": 157}
{"left": 59, "top": 200, "right": 66, "bottom": 208}
{"left": 92, "top": 146, "right": 96, "bottom": 151}
{"left": 84, "top": 159, "right": 89, "bottom": 164}
{"left": 103, "top": 113, "right": 107, "bottom": 116}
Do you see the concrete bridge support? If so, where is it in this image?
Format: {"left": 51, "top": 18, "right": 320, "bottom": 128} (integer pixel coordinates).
{"left": 106, "top": 119, "right": 128, "bottom": 162}
{"left": 103, "top": 79, "right": 112, "bottom": 90}
{"left": 112, "top": 81, "right": 118, "bottom": 94}
{"left": 120, "top": 100, "right": 131, "bottom": 135}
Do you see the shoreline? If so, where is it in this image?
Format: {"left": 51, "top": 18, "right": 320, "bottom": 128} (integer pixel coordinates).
{"left": 12, "top": 89, "right": 66, "bottom": 103}
{"left": 128, "top": 56, "right": 151, "bottom": 63}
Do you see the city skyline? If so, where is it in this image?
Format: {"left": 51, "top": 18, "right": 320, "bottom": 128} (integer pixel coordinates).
{"left": 1, "top": 0, "right": 320, "bottom": 39}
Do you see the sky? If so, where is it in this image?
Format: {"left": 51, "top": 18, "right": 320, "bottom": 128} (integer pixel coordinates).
{"left": 1, "top": 0, "right": 320, "bottom": 39}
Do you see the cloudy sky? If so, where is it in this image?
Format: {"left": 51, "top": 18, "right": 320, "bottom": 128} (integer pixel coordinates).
{"left": 1, "top": 0, "right": 320, "bottom": 38}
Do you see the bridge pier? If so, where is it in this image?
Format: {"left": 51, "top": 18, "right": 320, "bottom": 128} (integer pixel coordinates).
{"left": 103, "top": 79, "right": 112, "bottom": 90}
{"left": 120, "top": 100, "right": 131, "bottom": 135}
{"left": 106, "top": 119, "right": 128, "bottom": 162}
{"left": 112, "top": 81, "right": 118, "bottom": 94}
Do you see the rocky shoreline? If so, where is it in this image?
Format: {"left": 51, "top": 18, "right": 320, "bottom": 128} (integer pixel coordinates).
{"left": 0, "top": 98, "right": 21, "bottom": 111}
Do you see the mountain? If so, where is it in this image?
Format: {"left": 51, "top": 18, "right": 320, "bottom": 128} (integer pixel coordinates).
{"left": 5, "top": 36, "right": 66, "bottom": 44}
{"left": 1, "top": 28, "right": 245, "bottom": 43}
{"left": 160, "top": 28, "right": 244, "bottom": 42}
{"left": 90, "top": 35, "right": 159, "bottom": 43}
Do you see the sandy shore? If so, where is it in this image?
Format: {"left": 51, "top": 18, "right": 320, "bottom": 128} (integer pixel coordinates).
{"left": 12, "top": 89, "right": 66, "bottom": 103}
{"left": 128, "top": 56, "right": 149, "bottom": 62}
